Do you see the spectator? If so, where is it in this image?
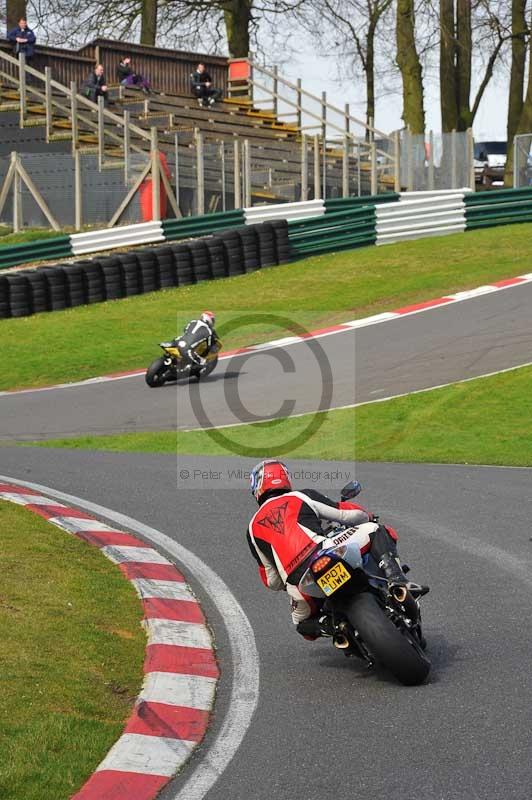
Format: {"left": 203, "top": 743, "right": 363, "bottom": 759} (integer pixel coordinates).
{"left": 190, "top": 63, "right": 222, "bottom": 108}
{"left": 83, "top": 64, "right": 112, "bottom": 106}
{"left": 7, "top": 17, "right": 36, "bottom": 61}
{"left": 117, "top": 56, "right": 151, "bottom": 95}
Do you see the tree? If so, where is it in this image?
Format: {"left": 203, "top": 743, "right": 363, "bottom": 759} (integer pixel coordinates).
{"left": 140, "top": 0, "right": 157, "bottom": 45}
{"left": 295, "top": 0, "right": 394, "bottom": 134}
{"left": 506, "top": 0, "right": 528, "bottom": 150}
{"left": 438, "top": 0, "right": 508, "bottom": 132}
{"left": 505, "top": 6, "right": 532, "bottom": 184}
{"left": 396, "top": 0, "right": 425, "bottom": 133}
{"left": 222, "top": 0, "right": 253, "bottom": 56}
{"left": 7, "top": 0, "right": 27, "bottom": 29}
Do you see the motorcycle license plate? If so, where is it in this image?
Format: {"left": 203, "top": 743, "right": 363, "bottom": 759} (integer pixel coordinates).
{"left": 317, "top": 563, "right": 351, "bottom": 595}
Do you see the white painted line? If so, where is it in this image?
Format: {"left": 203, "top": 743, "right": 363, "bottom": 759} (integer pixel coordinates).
{"left": 0, "top": 476, "right": 259, "bottom": 800}
{"left": 140, "top": 672, "right": 217, "bottom": 709}
{"left": 132, "top": 578, "right": 195, "bottom": 600}
{"left": 102, "top": 545, "right": 172, "bottom": 564}
{"left": 144, "top": 619, "right": 214, "bottom": 649}
{"left": 96, "top": 733, "right": 197, "bottom": 776}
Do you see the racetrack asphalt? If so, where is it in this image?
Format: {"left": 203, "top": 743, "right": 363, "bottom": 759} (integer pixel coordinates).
{"left": 2, "top": 446, "right": 532, "bottom": 800}
{"left": 2, "top": 280, "right": 532, "bottom": 441}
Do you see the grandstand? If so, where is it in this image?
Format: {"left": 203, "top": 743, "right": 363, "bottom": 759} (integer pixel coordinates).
{"left": 0, "top": 38, "right": 399, "bottom": 224}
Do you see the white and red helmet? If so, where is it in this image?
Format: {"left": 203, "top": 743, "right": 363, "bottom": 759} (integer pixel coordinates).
{"left": 200, "top": 310, "right": 215, "bottom": 327}
{"left": 250, "top": 459, "right": 291, "bottom": 503}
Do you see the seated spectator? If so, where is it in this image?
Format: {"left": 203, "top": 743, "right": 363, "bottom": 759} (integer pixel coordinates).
{"left": 83, "top": 64, "right": 112, "bottom": 106}
{"left": 190, "top": 63, "right": 222, "bottom": 107}
{"left": 117, "top": 56, "right": 151, "bottom": 95}
{"left": 7, "top": 17, "right": 36, "bottom": 61}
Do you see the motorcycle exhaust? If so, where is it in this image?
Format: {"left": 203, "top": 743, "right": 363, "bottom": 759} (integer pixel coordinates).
{"left": 333, "top": 634, "right": 351, "bottom": 650}
{"left": 391, "top": 585, "right": 408, "bottom": 604}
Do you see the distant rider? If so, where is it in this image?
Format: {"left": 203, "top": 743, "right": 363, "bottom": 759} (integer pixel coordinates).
{"left": 175, "top": 311, "right": 221, "bottom": 372}
{"left": 247, "top": 459, "right": 421, "bottom": 639}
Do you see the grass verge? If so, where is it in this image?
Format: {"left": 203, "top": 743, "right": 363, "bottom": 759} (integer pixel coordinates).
{"left": 1, "top": 223, "right": 531, "bottom": 391}
{"left": 27, "top": 365, "right": 532, "bottom": 467}
{"left": 0, "top": 228, "right": 66, "bottom": 248}
{"left": 0, "top": 501, "right": 145, "bottom": 800}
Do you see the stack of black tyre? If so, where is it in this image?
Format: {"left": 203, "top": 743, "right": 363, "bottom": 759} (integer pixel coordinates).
{"left": 0, "top": 220, "right": 291, "bottom": 319}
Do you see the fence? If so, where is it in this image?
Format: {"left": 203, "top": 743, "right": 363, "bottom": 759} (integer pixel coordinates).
{"left": 399, "top": 130, "right": 475, "bottom": 192}
{"left": 513, "top": 134, "right": 532, "bottom": 189}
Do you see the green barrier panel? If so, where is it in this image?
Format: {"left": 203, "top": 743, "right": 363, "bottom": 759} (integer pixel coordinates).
{"left": 465, "top": 187, "right": 532, "bottom": 206}
{"left": 288, "top": 208, "right": 374, "bottom": 230}
{"left": 289, "top": 222, "right": 376, "bottom": 245}
{"left": 466, "top": 211, "right": 532, "bottom": 230}
{"left": 0, "top": 236, "right": 72, "bottom": 270}
{"left": 291, "top": 235, "right": 376, "bottom": 257}
{"left": 466, "top": 202, "right": 532, "bottom": 221}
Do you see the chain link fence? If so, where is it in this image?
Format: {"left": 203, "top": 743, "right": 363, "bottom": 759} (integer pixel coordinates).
{"left": 399, "top": 129, "right": 474, "bottom": 191}
{"left": 513, "top": 134, "right": 532, "bottom": 188}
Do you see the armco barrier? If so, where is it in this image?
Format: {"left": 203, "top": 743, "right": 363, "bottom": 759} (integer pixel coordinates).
{"left": 0, "top": 235, "right": 72, "bottom": 270}
{"left": 288, "top": 206, "right": 376, "bottom": 257}
{"left": 244, "top": 199, "right": 325, "bottom": 225}
{"left": 70, "top": 222, "right": 165, "bottom": 256}
{"left": 162, "top": 209, "right": 245, "bottom": 242}
{"left": 464, "top": 186, "right": 532, "bottom": 230}
{"left": 376, "top": 192, "right": 467, "bottom": 245}
{"left": 0, "top": 221, "right": 290, "bottom": 320}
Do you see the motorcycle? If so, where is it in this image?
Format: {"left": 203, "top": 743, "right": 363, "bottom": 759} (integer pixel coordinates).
{"left": 145, "top": 339, "right": 220, "bottom": 387}
{"left": 297, "top": 480, "right": 431, "bottom": 686}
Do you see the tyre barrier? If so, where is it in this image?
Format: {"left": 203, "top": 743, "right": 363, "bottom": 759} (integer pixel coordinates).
{"left": 0, "top": 221, "right": 290, "bottom": 319}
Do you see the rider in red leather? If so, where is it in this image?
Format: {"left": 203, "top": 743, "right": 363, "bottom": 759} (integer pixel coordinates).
{"left": 247, "top": 459, "right": 407, "bottom": 639}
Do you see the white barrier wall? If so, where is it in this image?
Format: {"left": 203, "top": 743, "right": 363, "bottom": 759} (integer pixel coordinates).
{"left": 375, "top": 190, "right": 470, "bottom": 245}
{"left": 244, "top": 199, "right": 325, "bottom": 225}
{"left": 70, "top": 221, "right": 165, "bottom": 256}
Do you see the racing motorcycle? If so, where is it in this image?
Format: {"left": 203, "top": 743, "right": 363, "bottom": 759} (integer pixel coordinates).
{"left": 297, "top": 480, "right": 431, "bottom": 686}
{"left": 145, "top": 340, "right": 219, "bottom": 387}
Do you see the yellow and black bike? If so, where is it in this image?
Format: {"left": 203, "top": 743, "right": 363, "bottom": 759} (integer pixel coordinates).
{"left": 145, "top": 339, "right": 220, "bottom": 387}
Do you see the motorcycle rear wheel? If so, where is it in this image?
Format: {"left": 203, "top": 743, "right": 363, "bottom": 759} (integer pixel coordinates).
{"left": 145, "top": 357, "right": 167, "bottom": 387}
{"left": 346, "top": 592, "right": 430, "bottom": 686}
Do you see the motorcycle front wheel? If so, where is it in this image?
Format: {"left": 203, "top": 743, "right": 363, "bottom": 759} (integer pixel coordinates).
{"left": 145, "top": 357, "right": 168, "bottom": 387}
{"left": 346, "top": 592, "right": 430, "bottom": 686}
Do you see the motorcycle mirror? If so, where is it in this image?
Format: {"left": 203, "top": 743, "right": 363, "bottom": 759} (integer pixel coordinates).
{"left": 340, "top": 480, "right": 362, "bottom": 501}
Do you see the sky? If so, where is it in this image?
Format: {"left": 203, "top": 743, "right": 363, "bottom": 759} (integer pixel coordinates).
{"left": 282, "top": 37, "right": 510, "bottom": 142}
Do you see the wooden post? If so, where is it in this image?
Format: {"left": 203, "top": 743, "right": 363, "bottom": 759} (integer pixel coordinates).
{"left": 220, "top": 141, "right": 226, "bottom": 212}
{"left": 394, "top": 130, "right": 401, "bottom": 192}
{"left": 13, "top": 154, "right": 21, "bottom": 232}
{"left": 513, "top": 136, "right": 518, "bottom": 189}
{"left": 301, "top": 135, "right": 308, "bottom": 201}
{"left": 97, "top": 95, "right": 105, "bottom": 171}
{"left": 74, "top": 149, "right": 82, "bottom": 231}
{"left": 296, "top": 78, "right": 302, "bottom": 131}
{"left": 272, "top": 65, "right": 278, "bottom": 118}
{"left": 151, "top": 127, "right": 161, "bottom": 221}
{"left": 321, "top": 91, "right": 327, "bottom": 142}
{"left": 345, "top": 103, "right": 350, "bottom": 136}
{"left": 233, "top": 138, "right": 241, "bottom": 209}
{"left": 451, "top": 129, "right": 458, "bottom": 189}
{"left": 71, "top": 81, "right": 78, "bottom": 155}
{"left": 45, "top": 67, "right": 52, "bottom": 142}
{"left": 357, "top": 141, "right": 361, "bottom": 196}
{"left": 428, "top": 130, "right": 435, "bottom": 190}
{"left": 123, "top": 110, "right": 130, "bottom": 186}
{"left": 342, "top": 135, "right": 349, "bottom": 198}
{"left": 18, "top": 52, "right": 26, "bottom": 129}
{"left": 370, "top": 142, "right": 378, "bottom": 196}
{"left": 195, "top": 128, "right": 205, "bottom": 216}
{"left": 407, "top": 128, "right": 414, "bottom": 192}
{"left": 144, "top": 98, "right": 149, "bottom": 117}
{"left": 243, "top": 139, "right": 251, "bottom": 207}
{"left": 313, "top": 134, "right": 321, "bottom": 199}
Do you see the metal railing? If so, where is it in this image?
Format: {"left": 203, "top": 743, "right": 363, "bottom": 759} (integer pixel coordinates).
{"left": 228, "top": 58, "right": 400, "bottom": 194}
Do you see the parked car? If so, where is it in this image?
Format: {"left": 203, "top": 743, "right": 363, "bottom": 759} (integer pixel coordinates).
{"left": 474, "top": 141, "right": 507, "bottom": 187}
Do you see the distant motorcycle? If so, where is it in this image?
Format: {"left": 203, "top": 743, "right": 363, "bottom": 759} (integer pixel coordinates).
{"left": 298, "top": 480, "right": 430, "bottom": 686}
{"left": 145, "top": 340, "right": 219, "bottom": 387}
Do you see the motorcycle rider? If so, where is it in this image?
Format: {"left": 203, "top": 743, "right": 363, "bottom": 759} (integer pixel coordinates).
{"left": 247, "top": 459, "right": 423, "bottom": 640}
{"left": 174, "top": 311, "right": 221, "bottom": 372}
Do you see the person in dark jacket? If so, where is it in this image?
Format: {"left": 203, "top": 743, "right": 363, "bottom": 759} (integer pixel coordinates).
{"left": 83, "top": 64, "right": 111, "bottom": 106}
{"left": 117, "top": 57, "right": 151, "bottom": 94}
{"left": 7, "top": 18, "right": 36, "bottom": 60}
{"left": 190, "top": 63, "right": 222, "bottom": 107}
